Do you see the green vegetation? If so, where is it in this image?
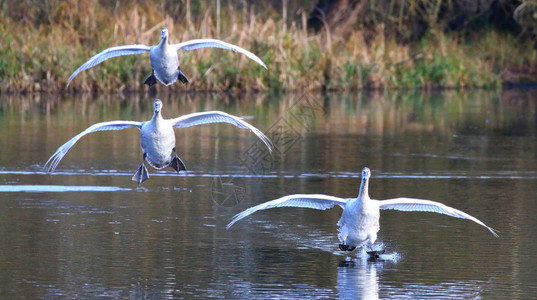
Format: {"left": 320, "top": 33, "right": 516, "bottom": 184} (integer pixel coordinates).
{"left": 0, "top": 0, "right": 535, "bottom": 93}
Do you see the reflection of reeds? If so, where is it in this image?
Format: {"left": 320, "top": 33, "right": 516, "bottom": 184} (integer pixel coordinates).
{"left": 3, "top": 90, "right": 535, "bottom": 139}
{"left": 1, "top": 1, "right": 535, "bottom": 93}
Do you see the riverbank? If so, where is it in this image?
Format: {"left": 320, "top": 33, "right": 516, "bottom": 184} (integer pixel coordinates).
{"left": 1, "top": 2, "right": 535, "bottom": 93}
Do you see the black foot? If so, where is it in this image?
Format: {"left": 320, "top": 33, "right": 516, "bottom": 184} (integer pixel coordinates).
{"left": 169, "top": 153, "right": 187, "bottom": 173}
{"left": 144, "top": 73, "right": 158, "bottom": 87}
{"left": 178, "top": 70, "right": 189, "bottom": 84}
{"left": 366, "top": 249, "right": 385, "bottom": 259}
{"left": 132, "top": 163, "right": 149, "bottom": 185}
{"left": 339, "top": 244, "right": 357, "bottom": 251}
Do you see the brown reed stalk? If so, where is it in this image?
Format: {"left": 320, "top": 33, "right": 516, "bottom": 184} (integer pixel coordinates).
{"left": 0, "top": 0, "right": 534, "bottom": 93}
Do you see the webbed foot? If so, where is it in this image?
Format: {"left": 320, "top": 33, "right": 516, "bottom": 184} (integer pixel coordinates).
{"left": 132, "top": 163, "right": 149, "bottom": 184}
{"left": 338, "top": 244, "right": 357, "bottom": 251}
{"left": 366, "top": 249, "right": 385, "bottom": 259}
{"left": 178, "top": 69, "right": 189, "bottom": 84}
{"left": 144, "top": 72, "right": 158, "bottom": 87}
{"left": 169, "top": 153, "right": 187, "bottom": 173}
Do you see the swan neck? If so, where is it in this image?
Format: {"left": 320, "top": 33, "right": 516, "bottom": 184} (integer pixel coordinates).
{"left": 358, "top": 176, "right": 370, "bottom": 202}
{"left": 159, "top": 36, "right": 168, "bottom": 48}
{"left": 151, "top": 110, "right": 163, "bottom": 123}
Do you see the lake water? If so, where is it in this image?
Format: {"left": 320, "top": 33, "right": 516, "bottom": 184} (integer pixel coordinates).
{"left": 0, "top": 90, "right": 536, "bottom": 298}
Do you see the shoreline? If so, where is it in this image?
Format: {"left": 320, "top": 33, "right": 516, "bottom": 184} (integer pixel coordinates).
{"left": 2, "top": 2, "right": 536, "bottom": 94}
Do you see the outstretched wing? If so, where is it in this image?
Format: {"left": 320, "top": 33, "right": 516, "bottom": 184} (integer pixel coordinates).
{"left": 378, "top": 198, "right": 499, "bottom": 237}
{"left": 227, "top": 194, "right": 348, "bottom": 230}
{"left": 169, "top": 111, "right": 273, "bottom": 153}
{"left": 173, "top": 39, "right": 267, "bottom": 69}
{"left": 67, "top": 44, "right": 151, "bottom": 87}
{"left": 44, "top": 121, "right": 142, "bottom": 172}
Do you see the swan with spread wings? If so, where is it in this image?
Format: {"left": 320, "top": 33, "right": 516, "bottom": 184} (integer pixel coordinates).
{"left": 228, "top": 167, "right": 498, "bottom": 252}
{"left": 67, "top": 27, "right": 267, "bottom": 88}
{"left": 45, "top": 99, "right": 273, "bottom": 184}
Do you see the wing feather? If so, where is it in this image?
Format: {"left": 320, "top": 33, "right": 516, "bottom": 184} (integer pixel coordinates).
{"left": 378, "top": 198, "right": 499, "bottom": 237}
{"left": 227, "top": 194, "right": 348, "bottom": 230}
{"left": 173, "top": 39, "right": 267, "bottom": 69}
{"left": 67, "top": 45, "right": 151, "bottom": 87}
{"left": 170, "top": 111, "right": 273, "bottom": 153}
{"left": 44, "top": 121, "right": 142, "bottom": 172}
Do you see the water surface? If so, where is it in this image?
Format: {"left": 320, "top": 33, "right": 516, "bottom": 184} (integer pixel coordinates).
{"left": 0, "top": 90, "right": 536, "bottom": 298}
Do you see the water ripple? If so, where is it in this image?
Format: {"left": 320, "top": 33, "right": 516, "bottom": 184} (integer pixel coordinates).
{"left": 0, "top": 185, "right": 131, "bottom": 193}
{"left": 1, "top": 169, "right": 537, "bottom": 180}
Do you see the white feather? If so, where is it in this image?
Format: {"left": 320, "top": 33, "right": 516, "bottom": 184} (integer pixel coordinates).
{"left": 44, "top": 121, "right": 142, "bottom": 171}
{"left": 170, "top": 111, "right": 273, "bottom": 153}
{"left": 227, "top": 194, "right": 347, "bottom": 230}
{"left": 67, "top": 45, "right": 151, "bottom": 87}
{"left": 378, "top": 198, "right": 499, "bottom": 237}
{"left": 174, "top": 39, "right": 267, "bottom": 69}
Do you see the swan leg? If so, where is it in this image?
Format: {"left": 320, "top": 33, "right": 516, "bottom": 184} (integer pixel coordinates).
{"left": 177, "top": 69, "right": 189, "bottom": 84}
{"left": 367, "top": 232, "right": 379, "bottom": 251}
{"left": 132, "top": 153, "right": 149, "bottom": 184}
{"left": 337, "top": 225, "right": 355, "bottom": 251}
{"left": 169, "top": 149, "right": 187, "bottom": 173}
{"left": 365, "top": 238, "right": 384, "bottom": 259}
{"left": 144, "top": 70, "right": 158, "bottom": 87}
{"left": 132, "top": 163, "right": 149, "bottom": 184}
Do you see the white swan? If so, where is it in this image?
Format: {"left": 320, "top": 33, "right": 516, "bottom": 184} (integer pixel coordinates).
{"left": 227, "top": 167, "right": 498, "bottom": 251}
{"left": 45, "top": 99, "right": 273, "bottom": 184}
{"left": 67, "top": 27, "right": 267, "bottom": 87}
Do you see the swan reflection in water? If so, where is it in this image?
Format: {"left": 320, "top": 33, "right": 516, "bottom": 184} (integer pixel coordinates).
{"left": 337, "top": 257, "right": 380, "bottom": 299}
{"left": 337, "top": 256, "right": 486, "bottom": 299}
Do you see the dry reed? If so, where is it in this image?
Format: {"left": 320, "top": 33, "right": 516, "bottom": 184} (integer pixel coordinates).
{"left": 0, "top": 1, "right": 534, "bottom": 93}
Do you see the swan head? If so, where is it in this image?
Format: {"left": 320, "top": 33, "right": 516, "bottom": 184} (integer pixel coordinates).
{"left": 362, "top": 167, "right": 371, "bottom": 180}
{"left": 161, "top": 28, "right": 168, "bottom": 40}
{"left": 154, "top": 99, "right": 163, "bottom": 114}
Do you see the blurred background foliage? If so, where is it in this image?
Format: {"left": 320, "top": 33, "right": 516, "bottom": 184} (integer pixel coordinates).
{"left": 0, "top": 0, "right": 535, "bottom": 92}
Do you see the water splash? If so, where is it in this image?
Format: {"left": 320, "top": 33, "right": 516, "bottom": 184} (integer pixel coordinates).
{"left": 355, "top": 242, "right": 401, "bottom": 263}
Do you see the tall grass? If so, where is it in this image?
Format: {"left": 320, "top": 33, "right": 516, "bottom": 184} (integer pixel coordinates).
{"left": 0, "top": 1, "right": 534, "bottom": 93}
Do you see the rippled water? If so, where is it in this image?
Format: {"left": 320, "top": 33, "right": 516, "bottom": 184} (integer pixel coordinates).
{"left": 1, "top": 90, "right": 536, "bottom": 298}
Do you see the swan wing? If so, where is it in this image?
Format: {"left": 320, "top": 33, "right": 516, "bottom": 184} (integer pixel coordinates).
{"left": 173, "top": 39, "right": 267, "bottom": 69}
{"left": 227, "top": 194, "right": 348, "bottom": 229}
{"left": 170, "top": 111, "right": 273, "bottom": 152}
{"left": 67, "top": 45, "right": 151, "bottom": 87}
{"left": 378, "top": 198, "right": 499, "bottom": 237}
{"left": 44, "top": 121, "right": 142, "bottom": 172}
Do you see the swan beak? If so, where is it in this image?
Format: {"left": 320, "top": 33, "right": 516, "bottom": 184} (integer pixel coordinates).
{"left": 362, "top": 167, "right": 371, "bottom": 179}
{"left": 161, "top": 28, "right": 168, "bottom": 40}
{"left": 154, "top": 99, "right": 163, "bottom": 113}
